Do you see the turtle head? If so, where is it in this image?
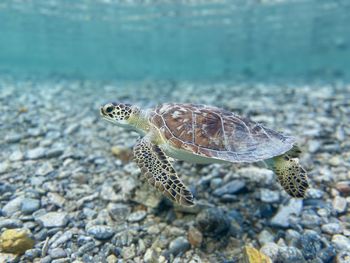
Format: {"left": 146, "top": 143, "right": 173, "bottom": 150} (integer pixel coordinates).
{"left": 100, "top": 102, "right": 136, "bottom": 127}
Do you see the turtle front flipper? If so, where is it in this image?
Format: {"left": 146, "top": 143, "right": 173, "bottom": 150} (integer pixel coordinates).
{"left": 272, "top": 155, "right": 309, "bottom": 198}
{"left": 133, "top": 137, "right": 194, "bottom": 206}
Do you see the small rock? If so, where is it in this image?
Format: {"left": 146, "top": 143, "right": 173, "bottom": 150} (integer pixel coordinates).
{"left": 168, "top": 236, "right": 190, "bottom": 256}
{"left": 107, "top": 203, "right": 131, "bottom": 221}
{"left": 137, "top": 238, "right": 146, "bottom": 255}
{"left": 122, "top": 244, "right": 136, "bottom": 260}
{"left": 329, "top": 156, "right": 341, "bottom": 166}
{"left": 0, "top": 219, "right": 23, "bottom": 229}
{"left": 100, "top": 183, "right": 120, "bottom": 202}
{"left": 317, "top": 208, "right": 331, "bottom": 218}
{"left": 83, "top": 208, "right": 97, "bottom": 219}
{"left": 333, "top": 196, "right": 347, "bottom": 213}
{"left": 307, "top": 188, "right": 324, "bottom": 199}
{"left": 210, "top": 178, "right": 223, "bottom": 189}
{"left": 106, "top": 254, "right": 118, "bottom": 263}
{"left": 41, "top": 255, "right": 52, "bottom": 263}
{"left": 24, "top": 248, "right": 41, "bottom": 259}
{"left": 187, "top": 226, "right": 203, "bottom": 247}
{"left": 116, "top": 176, "right": 138, "bottom": 196}
{"left": 278, "top": 246, "right": 305, "bottom": 263}
{"left": 308, "top": 140, "right": 321, "bottom": 153}
{"left": 5, "top": 134, "right": 22, "bottom": 143}
{"left": 0, "top": 253, "right": 17, "bottom": 262}
{"left": 77, "top": 241, "right": 95, "bottom": 256}
{"left": 133, "top": 187, "right": 162, "bottom": 208}
{"left": 144, "top": 248, "right": 158, "bottom": 263}
{"left": 64, "top": 123, "right": 80, "bottom": 135}
{"left": 260, "top": 189, "right": 280, "bottom": 203}
{"left": 45, "top": 148, "right": 64, "bottom": 158}
{"left": 9, "top": 151, "right": 24, "bottom": 162}
{"left": 335, "top": 181, "right": 350, "bottom": 195}
{"left": 270, "top": 199, "right": 303, "bottom": 228}
{"left": 322, "top": 223, "right": 343, "bottom": 235}
{"left": 337, "top": 250, "right": 350, "bottom": 263}
{"left": 36, "top": 162, "right": 54, "bottom": 176}
{"left": 196, "top": 208, "right": 231, "bottom": 237}
{"left": 36, "top": 212, "right": 69, "bottom": 228}
{"left": 212, "top": 180, "right": 246, "bottom": 196}
{"left": 238, "top": 167, "right": 274, "bottom": 184}
{"left": 0, "top": 183, "right": 15, "bottom": 194}
{"left": 47, "top": 193, "right": 65, "bottom": 207}
{"left": 87, "top": 225, "right": 115, "bottom": 240}
{"left": 332, "top": 234, "right": 350, "bottom": 251}
{"left": 30, "top": 176, "right": 46, "bottom": 186}
{"left": 260, "top": 242, "right": 279, "bottom": 262}
{"left": 49, "top": 248, "right": 67, "bottom": 259}
{"left": 0, "top": 162, "right": 10, "bottom": 174}
{"left": 21, "top": 198, "right": 40, "bottom": 214}
{"left": 300, "top": 231, "right": 322, "bottom": 260}
{"left": 26, "top": 147, "right": 46, "bottom": 160}
{"left": 258, "top": 230, "right": 274, "bottom": 245}
{"left": 243, "top": 246, "right": 272, "bottom": 263}
{"left": 300, "top": 212, "right": 322, "bottom": 228}
{"left": 0, "top": 229, "right": 34, "bottom": 254}
{"left": 27, "top": 128, "right": 42, "bottom": 137}
{"left": 2, "top": 196, "right": 24, "bottom": 216}
{"left": 111, "top": 146, "right": 133, "bottom": 163}
{"left": 128, "top": 210, "right": 147, "bottom": 222}
{"left": 147, "top": 224, "right": 162, "bottom": 235}
{"left": 112, "top": 230, "right": 134, "bottom": 247}
{"left": 285, "top": 229, "right": 301, "bottom": 247}
{"left": 319, "top": 245, "right": 336, "bottom": 263}
{"left": 51, "top": 231, "right": 73, "bottom": 248}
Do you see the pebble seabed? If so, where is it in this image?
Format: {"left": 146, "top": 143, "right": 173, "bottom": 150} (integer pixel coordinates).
{"left": 0, "top": 77, "right": 350, "bottom": 263}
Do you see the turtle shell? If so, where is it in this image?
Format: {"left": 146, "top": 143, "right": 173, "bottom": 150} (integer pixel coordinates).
{"left": 149, "top": 103, "right": 295, "bottom": 162}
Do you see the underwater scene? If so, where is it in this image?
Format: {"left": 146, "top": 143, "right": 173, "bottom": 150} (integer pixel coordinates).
{"left": 1, "top": 0, "right": 350, "bottom": 262}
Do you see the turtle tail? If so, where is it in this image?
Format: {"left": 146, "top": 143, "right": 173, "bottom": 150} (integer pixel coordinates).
{"left": 268, "top": 154, "right": 309, "bottom": 198}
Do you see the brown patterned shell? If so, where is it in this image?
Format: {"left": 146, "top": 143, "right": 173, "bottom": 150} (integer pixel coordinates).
{"left": 149, "top": 103, "right": 296, "bottom": 162}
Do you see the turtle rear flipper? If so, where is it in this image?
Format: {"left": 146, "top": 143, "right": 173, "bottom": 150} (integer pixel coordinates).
{"left": 133, "top": 137, "right": 194, "bottom": 206}
{"left": 273, "top": 155, "right": 309, "bottom": 198}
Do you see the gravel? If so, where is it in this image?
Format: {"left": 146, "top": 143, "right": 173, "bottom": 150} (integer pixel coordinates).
{"left": 260, "top": 188, "right": 280, "bottom": 203}
{"left": 1, "top": 79, "right": 349, "bottom": 262}
{"left": 299, "top": 231, "right": 323, "bottom": 260}
{"left": 0, "top": 162, "right": 10, "bottom": 174}
{"left": 196, "top": 208, "right": 231, "bottom": 237}
{"left": 270, "top": 199, "right": 303, "bottom": 228}
{"left": 49, "top": 248, "right": 67, "bottom": 259}
{"left": 87, "top": 225, "right": 115, "bottom": 240}
{"left": 26, "top": 147, "right": 47, "bottom": 160}
{"left": 212, "top": 180, "right": 246, "bottom": 196}
{"left": 107, "top": 203, "right": 131, "bottom": 221}
{"left": 331, "top": 235, "right": 350, "bottom": 251}
{"left": 127, "top": 210, "right": 147, "bottom": 222}
{"left": 35, "top": 212, "right": 69, "bottom": 228}
{"left": 332, "top": 196, "right": 347, "bottom": 213}
{"left": 0, "top": 219, "right": 23, "bottom": 229}
{"left": 167, "top": 236, "right": 191, "bottom": 257}
{"left": 278, "top": 246, "right": 305, "bottom": 263}
{"left": 321, "top": 223, "right": 343, "bottom": 235}
{"left": 21, "top": 198, "right": 41, "bottom": 214}
{"left": 2, "top": 196, "right": 25, "bottom": 216}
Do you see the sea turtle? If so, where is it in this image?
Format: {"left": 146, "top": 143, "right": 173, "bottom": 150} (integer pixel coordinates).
{"left": 100, "top": 102, "right": 309, "bottom": 206}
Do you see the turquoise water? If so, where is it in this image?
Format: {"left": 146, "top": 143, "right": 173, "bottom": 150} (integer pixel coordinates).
{"left": 0, "top": 0, "right": 350, "bottom": 82}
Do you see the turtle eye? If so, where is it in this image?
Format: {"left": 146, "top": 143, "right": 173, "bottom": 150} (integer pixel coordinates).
{"left": 106, "top": 106, "right": 113, "bottom": 113}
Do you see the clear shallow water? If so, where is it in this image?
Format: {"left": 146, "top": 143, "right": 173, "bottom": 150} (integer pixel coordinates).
{"left": 1, "top": 2, "right": 350, "bottom": 260}
{"left": 0, "top": 0, "right": 350, "bottom": 82}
